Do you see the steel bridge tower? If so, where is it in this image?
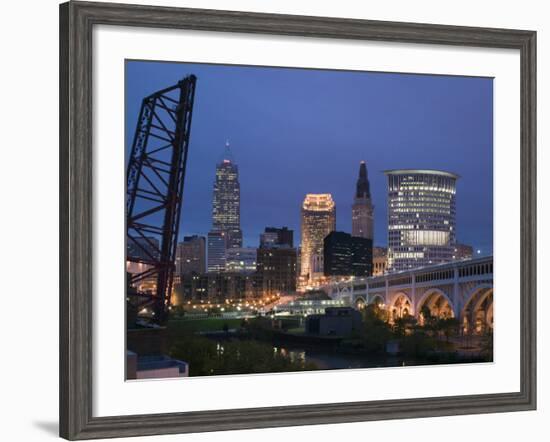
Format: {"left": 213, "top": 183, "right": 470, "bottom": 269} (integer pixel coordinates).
{"left": 126, "top": 75, "right": 197, "bottom": 323}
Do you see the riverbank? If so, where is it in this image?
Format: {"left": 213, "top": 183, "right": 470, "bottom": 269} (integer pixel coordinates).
{"left": 162, "top": 316, "right": 491, "bottom": 376}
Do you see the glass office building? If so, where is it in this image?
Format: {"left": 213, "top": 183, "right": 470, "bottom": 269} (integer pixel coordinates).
{"left": 207, "top": 230, "right": 227, "bottom": 273}
{"left": 212, "top": 143, "right": 242, "bottom": 249}
{"left": 385, "top": 169, "right": 458, "bottom": 272}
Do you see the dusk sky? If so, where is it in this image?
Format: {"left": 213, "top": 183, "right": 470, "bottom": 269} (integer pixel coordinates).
{"left": 126, "top": 60, "right": 493, "bottom": 254}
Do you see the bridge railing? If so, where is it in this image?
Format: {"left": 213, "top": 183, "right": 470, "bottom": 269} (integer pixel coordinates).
{"left": 323, "top": 256, "right": 493, "bottom": 296}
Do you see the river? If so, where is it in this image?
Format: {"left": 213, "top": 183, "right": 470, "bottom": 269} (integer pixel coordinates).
{"left": 272, "top": 344, "right": 410, "bottom": 370}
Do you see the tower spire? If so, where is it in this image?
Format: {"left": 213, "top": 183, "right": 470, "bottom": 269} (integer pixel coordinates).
{"left": 356, "top": 161, "right": 371, "bottom": 199}
{"left": 352, "top": 161, "right": 374, "bottom": 240}
{"left": 221, "top": 139, "right": 234, "bottom": 164}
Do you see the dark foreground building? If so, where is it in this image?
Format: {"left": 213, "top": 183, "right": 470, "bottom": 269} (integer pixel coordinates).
{"left": 173, "top": 271, "right": 259, "bottom": 304}
{"left": 260, "top": 226, "right": 294, "bottom": 248}
{"left": 323, "top": 231, "right": 373, "bottom": 277}
{"left": 305, "top": 307, "right": 362, "bottom": 336}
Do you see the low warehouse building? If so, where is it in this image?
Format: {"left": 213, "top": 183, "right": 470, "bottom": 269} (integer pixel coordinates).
{"left": 305, "top": 307, "right": 362, "bottom": 336}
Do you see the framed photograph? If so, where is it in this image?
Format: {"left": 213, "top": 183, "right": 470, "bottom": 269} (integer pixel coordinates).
{"left": 59, "top": 1, "right": 536, "bottom": 439}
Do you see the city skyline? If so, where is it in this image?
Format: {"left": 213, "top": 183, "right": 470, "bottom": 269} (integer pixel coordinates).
{"left": 126, "top": 61, "right": 493, "bottom": 254}
{"left": 125, "top": 64, "right": 495, "bottom": 379}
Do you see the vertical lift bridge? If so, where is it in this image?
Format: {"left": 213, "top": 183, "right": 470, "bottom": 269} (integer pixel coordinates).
{"left": 126, "top": 75, "right": 197, "bottom": 324}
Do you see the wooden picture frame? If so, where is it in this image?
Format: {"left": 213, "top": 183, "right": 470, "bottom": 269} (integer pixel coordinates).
{"left": 59, "top": 1, "right": 536, "bottom": 439}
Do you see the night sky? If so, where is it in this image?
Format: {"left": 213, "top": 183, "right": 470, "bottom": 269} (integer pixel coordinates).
{"left": 126, "top": 60, "right": 493, "bottom": 254}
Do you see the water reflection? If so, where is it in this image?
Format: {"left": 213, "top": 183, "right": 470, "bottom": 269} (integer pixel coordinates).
{"left": 273, "top": 344, "right": 402, "bottom": 370}
{"left": 274, "top": 347, "right": 306, "bottom": 364}
{"left": 216, "top": 340, "right": 407, "bottom": 370}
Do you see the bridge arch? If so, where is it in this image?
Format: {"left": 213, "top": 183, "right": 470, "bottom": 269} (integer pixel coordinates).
{"left": 339, "top": 286, "right": 351, "bottom": 296}
{"left": 388, "top": 291, "right": 414, "bottom": 320}
{"left": 354, "top": 296, "right": 367, "bottom": 310}
{"left": 370, "top": 294, "right": 385, "bottom": 307}
{"left": 333, "top": 286, "right": 352, "bottom": 304}
{"left": 461, "top": 284, "right": 493, "bottom": 334}
{"left": 416, "top": 288, "right": 456, "bottom": 323}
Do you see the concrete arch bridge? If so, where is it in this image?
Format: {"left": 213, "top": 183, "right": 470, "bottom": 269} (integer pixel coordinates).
{"left": 322, "top": 256, "right": 493, "bottom": 334}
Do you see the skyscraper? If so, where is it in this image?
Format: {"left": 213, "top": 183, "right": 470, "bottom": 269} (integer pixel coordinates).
{"left": 352, "top": 161, "right": 374, "bottom": 241}
{"left": 212, "top": 142, "right": 242, "bottom": 249}
{"left": 385, "top": 169, "right": 458, "bottom": 271}
{"left": 207, "top": 230, "right": 227, "bottom": 273}
{"left": 323, "top": 231, "right": 373, "bottom": 277}
{"left": 300, "top": 194, "right": 336, "bottom": 281}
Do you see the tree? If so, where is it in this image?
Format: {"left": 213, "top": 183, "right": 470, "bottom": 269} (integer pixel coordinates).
{"left": 436, "top": 317, "right": 460, "bottom": 341}
{"left": 399, "top": 329, "right": 435, "bottom": 358}
{"left": 169, "top": 335, "right": 219, "bottom": 376}
{"left": 420, "top": 305, "right": 438, "bottom": 334}
{"left": 360, "top": 304, "right": 392, "bottom": 353}
{"left": 362, "top": 303, "right": 388, "bottom": 325}
{"left": 420, "top": 305, "right": 431, "bottom": 321}
{"left": 393, "top": 314, "right": 417, "bottom": 337}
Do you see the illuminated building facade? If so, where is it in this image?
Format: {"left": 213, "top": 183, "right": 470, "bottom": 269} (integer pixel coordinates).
{"left": 176, "top": 235, "right": 206, "bottom": 276}
{"left": 454, "top": 243, "right": 474, "bottom": 260}
{"left": 174, "top": 272, "right": 258, "bottom": 303}
{"left": 296, "top": 248, "right": 303, "bottom": 287}
{"left": 352, "top": 161, "right": 374, "bottom": 240}
{"left": 126, "top": 237, "right": 160, "bottom": 294}
{"left": 174, "top": 273, "right": 209, "bottom": 304}
{"left": 212, "top": 143, "right": 242, "bottom": 248}
{"left": 207, "top": 230, "right": 227, "bottom": 272}
{"left": 373, "top": 246, "right": 388, "bottom": 276}
{"left": 310, "top": 253, "right": 325, "bottom": 282}
{"left": 225, "top": 247, "right": 257, "bottom": 273}
{"left": 207, "top": 272, "right": 256, "bottom": 301}
{"left": 385, "top": 169, "right": 458, "bottom": 272}
{"left": 300, "top": 194, "right": 336, "bottom": 281}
